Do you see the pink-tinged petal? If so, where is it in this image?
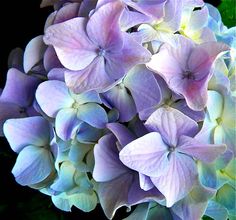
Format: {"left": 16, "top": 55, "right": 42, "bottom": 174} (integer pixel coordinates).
{"left": 77, "top": 103, "right": 108, "bottom": 129}
{"left": 119, "top": 132, "right": 169, "bottom": 178}
{"left": 123, "top": 0, "right": 166, "bottom": 20}
{"left": 151, "top": 152, "right": 198, "bottom": 207}
{"left": 98, "top": 173, "right": 133, "bottom": 219}
{"left": 120, "top": 32, "right": 152, "bottom": 70}
{"left": 86, "top": 1, "right": 124, "bottom": 50}
{"left": 145, "top": 107, "right": 198, "bottom": 146}
{"left": 148, "top": 35, "right": 194, "bottom": 75}
{"left": 139, "top": 173, "right": 155, "bottom": 191}
{"left": 188, "top": 42, "right": 230, "bottom": 75}
{"left": 53, "top": 3, "right": 80, "bottom": 24}
{"left": 55, "top": 108, "right": 81, "bottom": 141}
{"left": 102, "top": 85, "right": 137, "bottom": 122}
{"left": 3, "top": 116, "right": 51, "bottom": 153}
{"left": 106, "top": 123, "right": 136, "bottom": 147}
{"left": 36, "top": 80, "right": 74, "bottom": 117}
{"left": 182, "top": 78, "right": 209, "bottom": 111}
{"left": 0, "top": 102, "right": 26, "bottom": 136}
{"left": 0, "top": 68, "right": 40, "bottom": 107}
{"left": 44, "top": 17, "right": 97, "bottom": 71}
{"left": 93, "top": 134, "right": 129, "bottom": 182}
{"left": 146, "top": 49, "right": 182, "bottom": 80}
{"left": 23, "top": 36, "right": 47, "bottom": 73}
{"left": 43, "top": 46, "right": 63, "bottom": 72}
{"left": 12, "top": 145, "right": 54, "bottom": 186}
{"left": 124, "top": 65, "right": 162, "bottom": 113}
{"left": 65, "top": 57, "right": 114, "bottom": 93}
{"left": 177, "top": 135, "right": 226, "bottom": 163}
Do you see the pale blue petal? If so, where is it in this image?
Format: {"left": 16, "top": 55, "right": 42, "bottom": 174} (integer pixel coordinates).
{"left": 55, "top": 108, "right": 81, "bottom": 141}
{"left": 12, "top": 145, "right": 54, "bottom": 186}
{"left": 205, "top": 200, "right": 228, "bottom": 220}
{"left": 51, "top": 161, "right": 76, "bottom": 192}
{"left": 77, "top": 103, "right": 108, "bottom": 128}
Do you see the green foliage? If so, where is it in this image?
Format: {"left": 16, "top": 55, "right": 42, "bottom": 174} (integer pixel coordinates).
{"left": 218, "top": 0, "right": 236, "bottom": 28}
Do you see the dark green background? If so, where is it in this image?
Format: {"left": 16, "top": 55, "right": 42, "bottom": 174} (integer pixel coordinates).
{"left": 0, "top": 0, "right": 234, "bottom": 219}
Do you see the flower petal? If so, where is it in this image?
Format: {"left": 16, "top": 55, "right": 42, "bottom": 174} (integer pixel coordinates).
{"left": 44, "top": 17, "right": 97, "bottom": 71}
{"left": 124, "top": 65, "right": 162, "bottom": 113}
{"left": 77, "top": 103, "right": 108, "bottom": 129}
{"left": 177, "top": 135, "right": 226, "bottom": 163}
{"left": 65, "top": 57, "right": 114, "bottom": 93}
{"left": 4, "top": 116, "right": 51, "bottom": 153}
{"left": 93, "top": 134, "right": 128, "bottom": 182}
{"left": 102, "top": 84, "right": 137, "bottom": 122}
{"left": 0, "top": 68, "right": 40, "bottom": 107}
{"left": 151, "top": 152, "right": 198, "bottom": 207}
{"left": 55, "top": 108, "right": 81, "bottom": 141}
{"left": 145, "top": 107, "right": 199, "bottom": 146}
{"left": 0, "top": 102, "right": 26, "bottom": 136}
{"left": 36, "top": 80, "right": 74, "bottom": 117}
{"left": 23, "top": 35, "right": 47, "bottom": 73}
{"left": 86, "top": 1, "right": 124, "bottom": 50}
{"left": 119, "top": 132, "right": 169, "bottom": 178}
{"left": 106, "top": 123, "right": 136, "bottom": 147}
{"left": 12, "top": 145, "right": 54, "bottom": 186}
{"left": 51, "top": 161, "right": 76, "bottom": 192}
{"left": 97, "top": 173, "right": 133, "bottom": 219}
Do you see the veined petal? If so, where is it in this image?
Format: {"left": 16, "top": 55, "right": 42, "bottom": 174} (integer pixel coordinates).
{"left": 124, "top": 65, "right": 162, "bottom": 113}
{"left": 86, "top": 1, "right": 124, "bottom": 50}
{"left": 151, "top": 152, "right": 198, "bottom": 207}
{"left": 145, "top": 107, "right": 198, "bottom": 146}
{"left": 178, "top": 135, "right": 226, "bottom": 163}
{"left": 12, "top": 145, "right": 54, "bottom": 186}
{"left": 65, "top": 57, "right": 114, "bottom": 93}
{"left": 119, "top": 132, "right": 169, "bottom": 178}
{"left": 44, "top": 17, "right": 97, "bottom": 71}
{"left": 36, "top": 80, "right": 74, "bottom": 117}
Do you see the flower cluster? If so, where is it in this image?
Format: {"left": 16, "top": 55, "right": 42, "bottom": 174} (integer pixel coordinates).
{"left": 1, "top": 0, "right": 235, "bottom": 219}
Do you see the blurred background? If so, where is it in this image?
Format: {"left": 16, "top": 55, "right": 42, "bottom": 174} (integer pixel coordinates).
{"left": 0, "top": 0, "right": 234, "bottom": 219}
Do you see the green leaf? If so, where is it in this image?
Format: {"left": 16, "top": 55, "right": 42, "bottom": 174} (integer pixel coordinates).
{"left": 218, "top": 0, "right": 236, "bottom": 28}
